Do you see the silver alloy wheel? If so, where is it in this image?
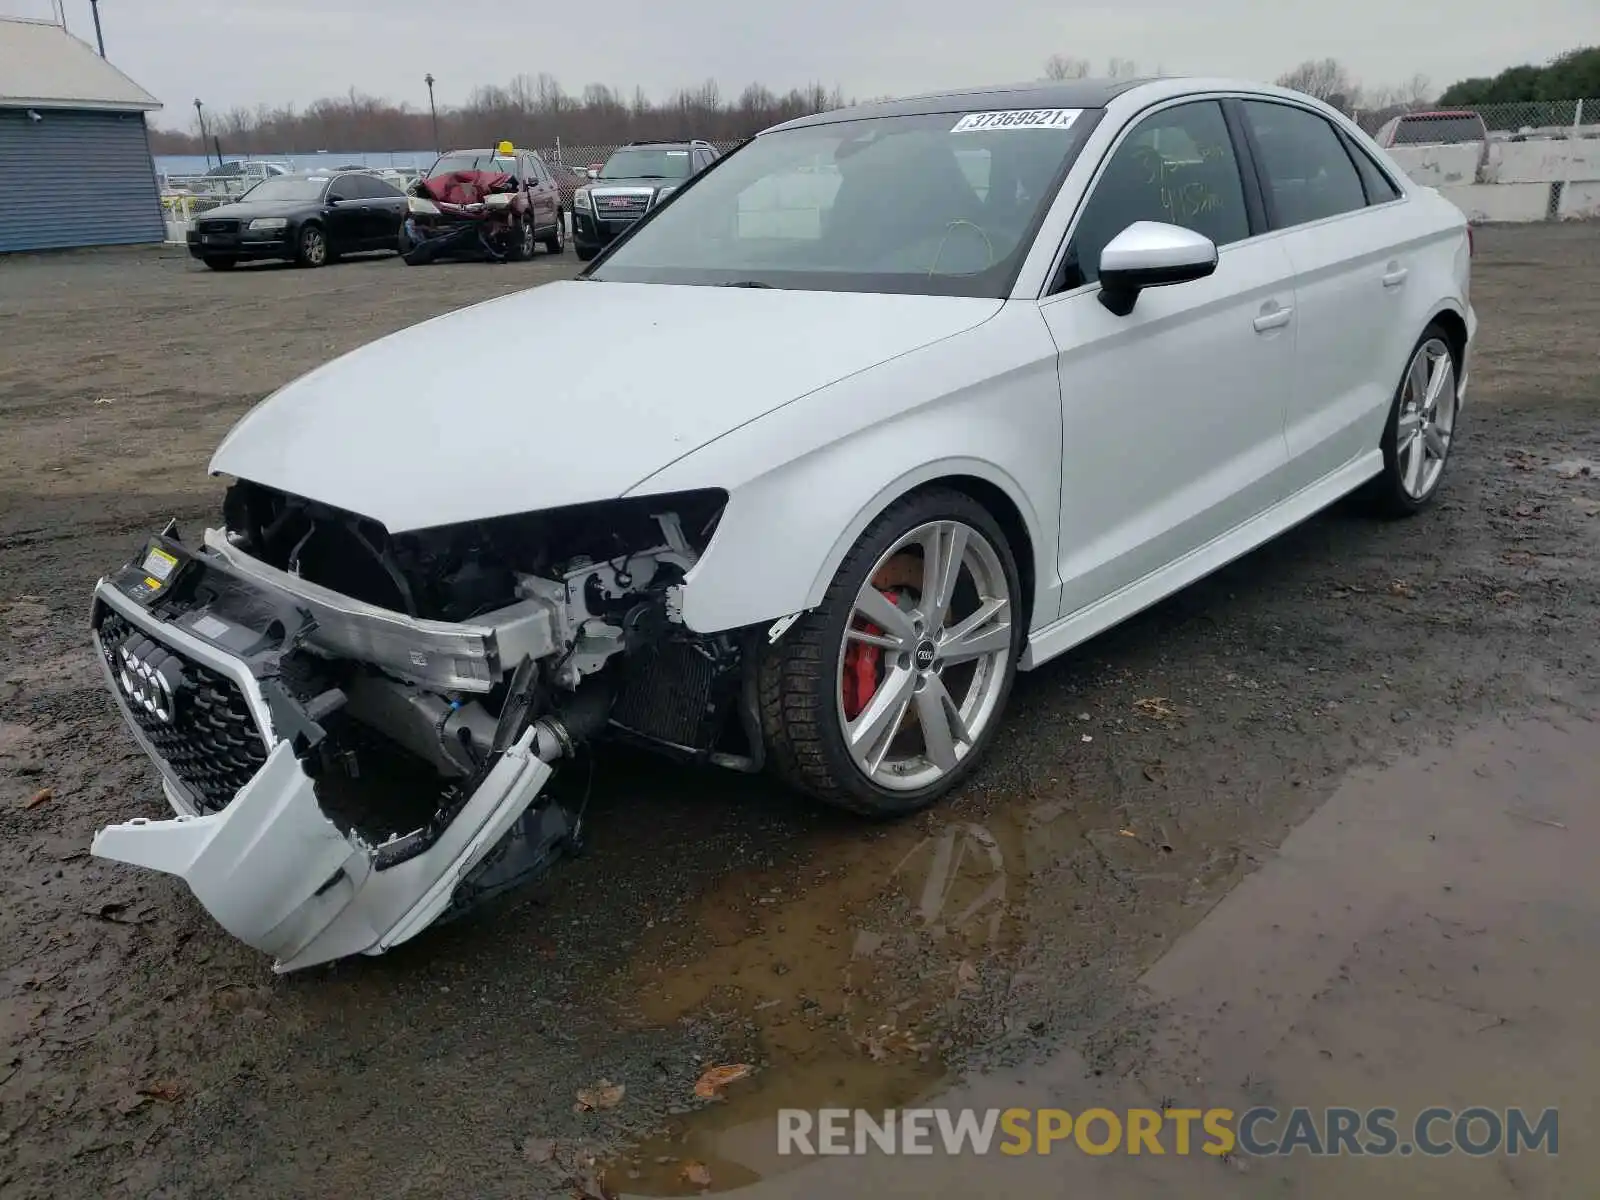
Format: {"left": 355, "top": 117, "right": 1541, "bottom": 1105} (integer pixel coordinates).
{"left": 1397, "top": 337, "right": 1457, "bottom": 500}
{"left": 522, "top": 218, "right": 536, "bottom": 257}
{"left": 836, "top": 520, "right": 1014, "bottom": 792}
{"left": 303, "top": 227, "right": 326, "bottom": 265}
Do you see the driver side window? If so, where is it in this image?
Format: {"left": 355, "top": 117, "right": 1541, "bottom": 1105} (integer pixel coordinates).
{"left": 1057, "top": 100, "right": 1249, "bottom": 291}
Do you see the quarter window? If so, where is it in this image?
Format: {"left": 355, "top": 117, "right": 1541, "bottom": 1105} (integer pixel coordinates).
{"left": 1058, "top": 100, "right": 1249, "bottom": 291}
{"left": 1344, "top": 135, "right": 1402, "bottom": 203}
{"left": 1240, "top": 101, "right": 1368, "bottom": 227}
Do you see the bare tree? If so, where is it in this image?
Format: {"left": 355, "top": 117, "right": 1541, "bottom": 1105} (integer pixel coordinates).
{"left": 1043, "top": 54, "right": 1090, "bottom": 81}
{"left": 1106, "top": 57, "right": 1140, "bottom": 80}
{"left": 1276, "top": 58, "right": 1359, "bottom": 106}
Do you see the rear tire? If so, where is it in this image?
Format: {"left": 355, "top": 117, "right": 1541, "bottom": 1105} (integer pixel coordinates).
{"left": 758, "top": 487, "right": 1024, "bottom": 817}
{"left": 1365, "top": 322, "right": 1462, "bottom": 517}
{"left": 544, "top": 210, "right": 565, "bottom": 254}
{"left": 202, "top": 256, "right": 236, "bottom": 271}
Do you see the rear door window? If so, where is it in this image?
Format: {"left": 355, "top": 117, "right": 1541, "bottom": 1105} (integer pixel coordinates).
{"left": 1240, "top": 101, "right": 1368, "bottom": 229}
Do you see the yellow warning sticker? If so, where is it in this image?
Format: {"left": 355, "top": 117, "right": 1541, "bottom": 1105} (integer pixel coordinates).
{"left": 142, "top": 546, "right": 178, "bottom": 581}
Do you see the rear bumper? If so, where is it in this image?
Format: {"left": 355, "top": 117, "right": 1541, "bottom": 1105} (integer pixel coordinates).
{"left": 89, "top": 565, "right": 560, "bottom": 973}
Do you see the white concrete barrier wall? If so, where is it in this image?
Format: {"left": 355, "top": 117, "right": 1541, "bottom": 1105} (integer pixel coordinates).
{"left": 1389, "top": 133, "right": 1599, "bottom": 223}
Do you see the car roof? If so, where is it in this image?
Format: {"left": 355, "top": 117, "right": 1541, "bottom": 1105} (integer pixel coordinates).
{"left": 767, "top": 77, "right": 1156, "bottom": 131}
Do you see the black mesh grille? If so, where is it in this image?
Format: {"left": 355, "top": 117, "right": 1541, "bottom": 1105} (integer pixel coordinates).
{"left": 610, "top": 640, "right": 719, "bottom": 748}
{"left": 97, "top": 610, "right": 270, "bottom": 814}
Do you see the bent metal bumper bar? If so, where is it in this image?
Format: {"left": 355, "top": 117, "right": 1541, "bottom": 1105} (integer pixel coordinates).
{"left": 87, "top": 547, "right": 563, "bottom": 974}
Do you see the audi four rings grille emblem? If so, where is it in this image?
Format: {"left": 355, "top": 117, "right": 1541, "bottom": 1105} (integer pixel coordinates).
{"left": 116, "top": 640, "right": 184, "bottom": 724}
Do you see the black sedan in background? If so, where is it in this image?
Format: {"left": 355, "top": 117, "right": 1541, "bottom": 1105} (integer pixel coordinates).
{"left": 186, "top": 171, "right": 408, "bottom": 270}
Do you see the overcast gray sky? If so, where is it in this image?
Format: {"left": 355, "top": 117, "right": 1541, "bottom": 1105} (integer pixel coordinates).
{"left": 17, "top": 0, "right": 1595, "bottom": 126}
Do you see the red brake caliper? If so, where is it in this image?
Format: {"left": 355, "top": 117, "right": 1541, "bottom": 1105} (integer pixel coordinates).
{"left": 842, "top": 589, "right": 895, "bottom": 720}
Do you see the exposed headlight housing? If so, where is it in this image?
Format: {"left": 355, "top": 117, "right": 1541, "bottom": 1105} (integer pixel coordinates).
{"left": 574, "top": 187, "right": 593, "bottom": 211}
{"left": 248, "top": 217, "right": 288, "bottom": 231}
{"left": 655, "top": 185, "right": 678, "bottom": 202}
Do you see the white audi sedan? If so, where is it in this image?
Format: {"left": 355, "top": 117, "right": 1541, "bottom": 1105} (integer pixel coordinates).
{"left": 88, "top": 76, "right": 1473, "bottom": 970}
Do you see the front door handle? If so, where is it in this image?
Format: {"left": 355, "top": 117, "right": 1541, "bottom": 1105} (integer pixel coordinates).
{"left": 1382, "top": 266, "right": 1409, "bottom": 287}
{"left": 1253, "top": 306, "right": 1294, "bottom": 332}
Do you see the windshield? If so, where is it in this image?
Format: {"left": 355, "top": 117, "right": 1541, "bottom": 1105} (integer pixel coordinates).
{"left": 240, "top": 177, "right": 329, "bottom": 201}
{"left": 598, "top": 147, "right": 696, "bottom": 179}
{"left": 1392, "top": 115, "right": 1485, "bottom": 145}
{"left": 429, "top": 153, "right": 519, "bottom": 177}
{"left": 587, "top": 109, "right": 1100, "bottom": 297}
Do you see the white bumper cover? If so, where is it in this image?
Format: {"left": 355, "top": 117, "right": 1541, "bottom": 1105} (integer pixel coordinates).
{"left": 90, "top": 581, "right": 555, "bottom": 973}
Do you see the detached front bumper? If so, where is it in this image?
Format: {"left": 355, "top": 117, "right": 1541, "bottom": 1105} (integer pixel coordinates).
{"left": 88, "top": 539, "right": 565, "bottom": 973}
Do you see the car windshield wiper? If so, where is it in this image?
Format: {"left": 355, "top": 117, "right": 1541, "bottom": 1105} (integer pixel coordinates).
{"left": 719, "top": 280, "right": 774, "bottom": 288}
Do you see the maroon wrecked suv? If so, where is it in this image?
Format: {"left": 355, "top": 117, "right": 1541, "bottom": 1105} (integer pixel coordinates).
{"left": 401, "top": 143, "right": 566, "bottom": 263}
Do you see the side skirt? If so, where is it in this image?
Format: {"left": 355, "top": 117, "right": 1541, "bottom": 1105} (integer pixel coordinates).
{"left": 1022, "top": 451, "right": 1384, "bottom": 671}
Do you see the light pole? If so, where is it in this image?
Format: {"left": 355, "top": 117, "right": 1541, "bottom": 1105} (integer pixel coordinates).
{"left": 424, "top": 73, "right": 439, "bottom": 153}
{"left": 89, "top": 0, "right": 105, "bottom": 56}
{"left": 194, "top": 98, "right": 211, "bottom": 169}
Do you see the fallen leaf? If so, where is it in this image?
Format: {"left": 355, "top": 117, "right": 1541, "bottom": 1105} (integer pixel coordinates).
{"left": 1389, "top": 580, "right": 1413, "bottom": 597}
{"left": 955, "top": 960, "right": 978, "bottom": 992}
{"left": 1118, "top": 829, "right": 1138, "bottom": 839}
{"left": 137, "top": 1081, "right": 185, "bottom": 1103}
{"left": 1142, "top": 762, "right": 1167, "bottom": 784}
{"left": 522, "top": 1135, "right": 556, "bottom": 1163}
{"left": 1492, "top": 590, "right": 1518, "bottom": 605}
{"left": 86, "top": 901, "right": 155, "bottom": 925}
{"left": 570, "top": 1167, "right": 617, "bottom": 1200}
{"left": 693, "top": 1063, "right": 754, "bottom": 1099}
{"left": 574, "top": 1080, "right": 625, "bottom": 1111}
{"left": 681, "top": 1161, "right": 713, "bottom": 1188}
{"left": 1134, "top": 697, "right": 1175, "bottom": 719}
{"left": 24, "top": 787, "right": 52, "bottom": 809}
{"left": 1551, "top": 458, "right": 1595, "bottom": 480}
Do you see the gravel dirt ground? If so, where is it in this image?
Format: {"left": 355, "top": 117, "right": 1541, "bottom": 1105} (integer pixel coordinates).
{"left": 0, "top": 226, "right": 1596, "bottom": 1199}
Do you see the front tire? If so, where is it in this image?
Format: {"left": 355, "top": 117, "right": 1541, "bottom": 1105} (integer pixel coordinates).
{"left": 509, "top": 216, "right": 536, "bottom": 262}
{"left": 202, "top": 255, "right": 236, "bottom": 271}
{"left": 544, "top": 209, "right": 565, "bottom": 254}
{"left": 295, "top": 224, "right": 328, "bottom": 268}
{"left": 575, "top": 243, "right": 597, "bottom": 262}
{"left": 1367, "top": 324, "right": 1461, "bottom": 516}
{"left": 758, "top": 488, "right": 1024, "bottom": 817}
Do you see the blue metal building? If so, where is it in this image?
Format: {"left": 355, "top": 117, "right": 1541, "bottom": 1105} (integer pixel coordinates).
{"left": 0, "top": 16, "right": 164, "bottom": 253}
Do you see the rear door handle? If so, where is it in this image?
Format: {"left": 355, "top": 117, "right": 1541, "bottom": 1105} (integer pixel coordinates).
{"left": 1253, "top": 306, "right": 1293, "bottom": 332}
{"left": 1382, "top": 266, "right": 1409, "bottom": 287}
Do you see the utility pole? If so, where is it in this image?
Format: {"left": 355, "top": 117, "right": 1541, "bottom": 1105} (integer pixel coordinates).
{"left": 194, "top": 99, "right": 211, "bottom": 170}
{"left": 425, "top": 74, "right": 439, "bottom": 153}
{"left": 90, "top": 0, "right": 105, "bottom": 56}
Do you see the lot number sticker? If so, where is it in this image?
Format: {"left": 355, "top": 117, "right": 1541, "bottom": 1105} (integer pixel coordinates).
{"left": 951, "top": 109, "right": 1082, "bottom": 133}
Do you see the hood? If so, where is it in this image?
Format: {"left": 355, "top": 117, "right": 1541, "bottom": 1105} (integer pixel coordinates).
{"left": 210, "top": 281, "right": 1001, "bottom": 533}
{"left": 590, "top": 176, "right": 680, "bottom": 190}
{"left": 200, "top": 199, "right": 318, "bottom": 220}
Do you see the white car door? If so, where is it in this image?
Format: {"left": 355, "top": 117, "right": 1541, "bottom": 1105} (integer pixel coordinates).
{"left": 1235, "top": 99, "right": 1419, "bottom": 486}
{"left": 1038, "top": 98, "right": 1299, "bottom": 620}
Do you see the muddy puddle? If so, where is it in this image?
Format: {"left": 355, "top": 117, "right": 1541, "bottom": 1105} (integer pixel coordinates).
{"left": 591, "top": 736, "right": 1263, "bottom": 1196}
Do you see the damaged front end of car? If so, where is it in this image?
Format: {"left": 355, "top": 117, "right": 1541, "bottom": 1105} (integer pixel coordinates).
{"left": 89, "top": 482, "right": 752, "bottom": 972}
